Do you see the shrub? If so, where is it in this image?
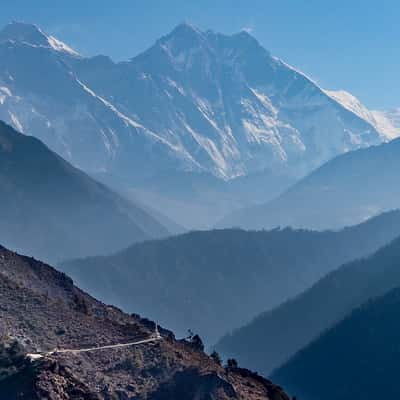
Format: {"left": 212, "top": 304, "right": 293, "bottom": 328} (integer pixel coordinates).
{"left": 210, "top": 350, "right": 222, "bottom": 366}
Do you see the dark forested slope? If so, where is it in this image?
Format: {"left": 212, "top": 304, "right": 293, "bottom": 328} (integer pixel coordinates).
{"left": 272, "top": 287, "right": 400, "bottom": 400}
{"left": 62, "top": 211, "right": 400, "bottom": 344}
{"left": 216, "top": 230, "right": 400, "bottom": 375}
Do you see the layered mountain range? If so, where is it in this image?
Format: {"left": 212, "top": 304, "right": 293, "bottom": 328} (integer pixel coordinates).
{"left": 61, "top": 211, "right": 400, "bottom": 345}
{"left": 216, "top": 225, "right": 400, "bottom": 375}
{"left": 0, "top": 17, "right": 400, "bottom": 400}
{"left": 0, "top": 121, "right": 168, "bottom": 263}
{"left": 219, "top": 135, "right": 400, "bottom": 230}
{"left": 0, "top": 21, "right": 398, "bottom": 227}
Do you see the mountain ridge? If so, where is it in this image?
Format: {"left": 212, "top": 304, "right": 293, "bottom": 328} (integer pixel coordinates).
{"left": 61, "top": 210, "right": 400, "bottom": 345}
{"left": 271, "top": 285, "right": 400, "bottom": 400}
{"left": 0, "top": 21, "right": 79, "bottom": 56}
{"left": 0, "top": 120, "right": 168, "bottom": 263}
{"left": 0, "top": 23, "right": 396, "bottom": 179}
{"left": 0, "top": 243, "right": 290, "bottom": 400}
{"left": 215, "top": 216, "right": 400, "bottom": 376}
{"left": 219, "top": 136, "right": 400, "bottom": 230}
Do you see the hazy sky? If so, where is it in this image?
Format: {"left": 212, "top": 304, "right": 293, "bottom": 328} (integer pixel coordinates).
{"left": 1, "top": 0, "right": 398, "bottom": 109}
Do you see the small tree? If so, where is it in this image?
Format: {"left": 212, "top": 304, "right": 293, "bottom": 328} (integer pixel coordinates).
{"left": 226, "top": 358, "right": 238, "bottom": 369}
{"left": 73, "top": 294, "right": 89, "bottom": 314}
{"left": 190, "top": 334, "right": 204, "bottom": 351}
{"left": 210, "top": 350, "right": 222, "bottom": 366}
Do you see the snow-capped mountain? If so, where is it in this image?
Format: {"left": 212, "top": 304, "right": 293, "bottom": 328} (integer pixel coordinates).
{"left": 0, "top": 21, "right": 391, "bottom": 184}
{"left": 218, "top": 137, "right": 400, "bottom": 231}
{"left": 371, "top": 108, "right": 400, "bottom": 139}
{"left": 325, "top": 89, "right": 400, "bottom": 140}
{"left": 0, "top": 21, "right": 79, "bottom": 56}
{"left": 0, "top": 22, "right": 189, "bottom": 180}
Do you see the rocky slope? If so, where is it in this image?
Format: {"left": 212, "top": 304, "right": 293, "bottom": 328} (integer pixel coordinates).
{"left": 0, "top": 121, "right": 168, "bottom": 263}
{"left": 216, "top": 221, "right": 400, "bottom": 375}
{"left": 219, "top": 136, "right": 400, "bottom": 230}
{"left": 272, "top": 287, "right": 400, "bottom": 400}
{"left": 0, "top": 21, "right": 393, "bottom": 227}
{"left": 0, "top": 244, "right": 290, "bottom": 400}
{"left": 61, "top": 211, "right": 400, "bottom": 345}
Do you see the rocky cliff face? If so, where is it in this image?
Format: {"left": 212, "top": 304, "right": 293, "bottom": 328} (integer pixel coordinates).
{"left": 0, "top": 244, "right": 289, "bottom": 400}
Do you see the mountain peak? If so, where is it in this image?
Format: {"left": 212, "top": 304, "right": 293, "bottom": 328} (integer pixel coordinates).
{"left": 0, "top": 21, "right": 79, "bottom": 56}
{"left": 228, "top": 29, "right": 264, "bottom": 52}
{"left": 171, "top": 21, "right": 203, "bottom": 36}
{"left": 153, "top": 22, "right": 206, "bottom": 57}
{"left": 156, "top": 23, "right": 264, "bottom": 60}
{"left": 0, "top": 22, "right": 48, "bottom": 46}
{"left": 235, "top": 29, "right": 257, "bottom": 40}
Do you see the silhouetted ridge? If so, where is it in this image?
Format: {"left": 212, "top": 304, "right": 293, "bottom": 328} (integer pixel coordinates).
{"left": 215, "top": 216, "right": 400, "bottom": 375}
{"left": 272, "top": 286, "right": 400, "bottom": 400}
{"left": 0, "top": 121, "right": 168, "bottom": 262}
{"left": 219, "top": 138, "right": 400, "bottom": 230}
{"left": 62, "top": 211, "right": 400, "bottom": 345}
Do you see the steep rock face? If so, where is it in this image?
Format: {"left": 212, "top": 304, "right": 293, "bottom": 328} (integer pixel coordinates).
{"left": 0, "top": 121, "right": 168, "bottom": 263}
{"left": 0, "top": 244, "right": 289, "bottom": 400}
{"left": 61, "top": 210, "right": 400, "bottom": 345}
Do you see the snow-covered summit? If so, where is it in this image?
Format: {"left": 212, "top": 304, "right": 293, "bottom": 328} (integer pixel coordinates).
{"left": 325, "top": 89, "right": 400, "bottom": 140}
{"left": 170, "top": 22, "right": 204, "bottom": 38}
{"left": 0, "top": 22, "right": 79, "bottom": 56}
{"left": 371, "top": 108, "right": 400, "bottom": 140}
{"left": 0, "top": 22, "right": 393, "bottom": 182}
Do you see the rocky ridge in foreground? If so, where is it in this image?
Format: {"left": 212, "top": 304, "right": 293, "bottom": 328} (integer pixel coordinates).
{"left": 0, "top": 244, "right": 289, "bottom": 400}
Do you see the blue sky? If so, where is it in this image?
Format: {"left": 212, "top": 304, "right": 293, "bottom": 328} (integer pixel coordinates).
{"left": 1, "top": 0, "right": 398, "bottom": 109}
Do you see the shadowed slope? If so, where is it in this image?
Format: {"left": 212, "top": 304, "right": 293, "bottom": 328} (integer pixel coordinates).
{"left": 216, "top": 226, "right": 400, "bottom": 375}
{"left": 62, "top": 211, "right": 400, "bottom": 344}
{"left": 0, "top": 121, "right": 168, "bottom": 263}
{"left": 272, "top": 286, "right": 400, "bottom": 400}
{"left": 219, "top": 138, "right": 400, "bottom": 231}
